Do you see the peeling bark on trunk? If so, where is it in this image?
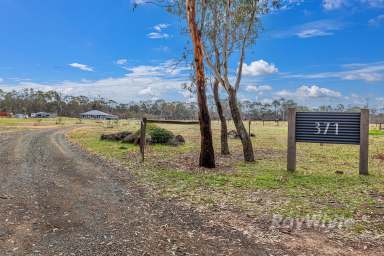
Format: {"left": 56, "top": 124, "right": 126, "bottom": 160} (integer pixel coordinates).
{"left": 213, "top": 79, "right": 230, "bottom": 155}
{"left": 186, "top": 0, "right": 215, "bottom": 168}
{"left": 228, "top": 88, "right": 255, "bottom": 162}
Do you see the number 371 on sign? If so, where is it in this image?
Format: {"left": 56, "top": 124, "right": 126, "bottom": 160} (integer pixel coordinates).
{"left": 314, "top": 122, "right": 339, "bottom": 135}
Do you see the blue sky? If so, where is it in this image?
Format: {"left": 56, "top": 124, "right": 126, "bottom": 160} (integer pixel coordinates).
{"left": 0, "top": 0, "right": 383, "bottom": 108}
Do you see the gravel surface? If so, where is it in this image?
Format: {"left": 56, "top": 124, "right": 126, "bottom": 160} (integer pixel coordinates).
{"left": 0, "top": 128, "right": 271, "bottom": 256}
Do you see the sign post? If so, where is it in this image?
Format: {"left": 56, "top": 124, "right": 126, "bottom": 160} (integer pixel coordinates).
{"left": 248, "top": 120, "right": 251, "bottom": 137}
{"left": 287, "top": 109, "right": 369, "bottom": 175}
{"left": 140, "top": 117, "right": 147, "bottom": 163}
{"left": 359, "top": 109, "right": 369, "bottom": 175}
{"left": 287, "top": 108, "right": 296, "bottom": 172}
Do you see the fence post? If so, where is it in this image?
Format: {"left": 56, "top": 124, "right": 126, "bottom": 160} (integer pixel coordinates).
{"left": 359, "top": 109, "right": 369, "bottom": 175}
{"left": 287, "top": 108, "right": 296, "bottom": 172}
{"left": 248, "top": 120, "right": 251, "bottom": 136}
{"left": 140, "top": 117, "right": 147, "bottom": 163}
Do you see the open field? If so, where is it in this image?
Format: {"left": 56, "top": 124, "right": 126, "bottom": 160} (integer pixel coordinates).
{"left": 67, "top": 120, "right": 384, "bottom": 250}
{"left": 0, "top": 117, "right": 127, "bottom": 132}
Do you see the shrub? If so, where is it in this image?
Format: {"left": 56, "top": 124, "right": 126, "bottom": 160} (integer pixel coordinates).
{"left": 148, "top": 127, "right": 174, "bottom": 144}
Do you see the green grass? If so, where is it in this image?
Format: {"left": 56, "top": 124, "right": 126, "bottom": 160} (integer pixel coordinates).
{"left": 68, "top": 121, "right": 384, "bottom": 234}
{"left": 370, "top": 130, "right": 384, "bottom": 136}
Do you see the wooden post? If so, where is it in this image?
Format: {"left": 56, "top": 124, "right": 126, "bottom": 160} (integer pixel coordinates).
{"left": 380, "top": 123, "right": 382, "bottom": 131}
{"left": 287, "top": 108, "right": 296, "bottom": 172}
{"left": 248, "top": 120, "right": 251, "bottom": 136}
{"left": 359, "top": 109, "right": 369, "bottom": 175}
{"left": 140, "top": 117, "right": 147, "bottom": 163}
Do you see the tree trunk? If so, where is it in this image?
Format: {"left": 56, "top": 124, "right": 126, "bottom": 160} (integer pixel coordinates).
{"left": 213, "top": 79, "right": 230, "bottom": 155}
{"left": 186, "top": 0, "right": 215, "bottom": 168}
{"left": 228, "top": 88, "right": 255, "bottom": 162}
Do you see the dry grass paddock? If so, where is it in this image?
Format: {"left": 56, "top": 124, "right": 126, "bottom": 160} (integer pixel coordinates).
{"left": 67, "top": 120, "right": 384, "bottom": 244}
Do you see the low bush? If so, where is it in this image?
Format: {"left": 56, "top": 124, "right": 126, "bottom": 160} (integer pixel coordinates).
{"left": 148, "top": 127, "right": 174, "bottom": 144}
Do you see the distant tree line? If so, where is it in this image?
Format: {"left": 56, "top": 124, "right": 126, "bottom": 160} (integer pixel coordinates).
{"left": 1, "top": 88, "right": 383, "bottom": 122}
{"left": 0, "top": 88, "right": 199, "bottom": 120}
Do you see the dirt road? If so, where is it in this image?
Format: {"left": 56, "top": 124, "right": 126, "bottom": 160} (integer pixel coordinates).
{"left": 0, "top": 128, "right": 272, "bottom": 256}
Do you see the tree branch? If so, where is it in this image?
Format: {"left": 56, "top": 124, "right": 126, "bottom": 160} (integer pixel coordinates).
{"left": 234, "top": 9, "right": 256, "bottom": 91}
{"left": 222, "top": 0, "right": 231, "bottom": 87}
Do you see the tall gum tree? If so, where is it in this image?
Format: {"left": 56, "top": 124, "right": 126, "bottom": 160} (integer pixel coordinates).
{"left": 134, "top": 0, "right": 216, "bottom": 168}
{"left": 202, "top": 0, "right": 280, "bottom": 162}
{"left": 186, "top": 0, "right": 216, "bottom": 168}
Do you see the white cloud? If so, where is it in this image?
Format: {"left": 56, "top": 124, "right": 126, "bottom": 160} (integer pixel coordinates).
{"left": 147, "top": 32, "right": 169, "bottom": 39}
{"left": 368, "top": 14, "right": 384, "bottom": 26}
{"left": 125, "top": 60, "right": 189, "bottom": 77}
{"left": 322, "top": 0, "right": 384, "bottom": 10}
{"left": 179, "top": 90, "right": 196, "bottom": 103}
{"left": 138, "top": 87, "right": 153, "bottom": 96}
{"left": 285, "top": 62, "right": 384, "bottom": 82}
{"left": 323, "top": 0, "right": 346, "bottom": 10}
{"left": 147, "top": 23, "right": 171, "bottom": 39}
{"left": 245, "top": 85, "right": 272, "bottom": 94}
{"left": 69, "top": 63, "right": 94, "bottom": 72}
{"left": 274, "top": 19, "right": 344, "bottom": 38}
{"left": 132, "top": 0, "right": 146, "bottom": 5}
{"left": 242, "top": 60, "right": 278, "bottom": 76}
{"left": 0, "top": 77, "right": 184, "bottom": 102}
{"left": 296, "top": 29, "right": 333, "bottom": 38}
{"left": 276, "top": 85, "right": 342, "bottom": 98}
{"left": 154, "top": 23, "right": 170, "bottom": 32}
{"left": 116, "top": 59, "right": 128, "bottom": 65}
{"left": 1, "top": 60, "right": 190, "bottom": 102}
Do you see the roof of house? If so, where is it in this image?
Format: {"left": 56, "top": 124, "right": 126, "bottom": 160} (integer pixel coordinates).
{"left": 80, "top": 110, "right": 116, "bottom": 116}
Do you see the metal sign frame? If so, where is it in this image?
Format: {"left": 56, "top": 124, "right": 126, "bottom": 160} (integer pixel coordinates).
{"left": 287, "top": 108, "right": 369, "bottom": 175}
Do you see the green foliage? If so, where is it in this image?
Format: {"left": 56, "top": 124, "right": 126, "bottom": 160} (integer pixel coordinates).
{"left": 148, "top": 126, "right": 174, "bottom": 144}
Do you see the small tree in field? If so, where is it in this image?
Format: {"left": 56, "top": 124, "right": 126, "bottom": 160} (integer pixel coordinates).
{"left": 209, "top": 30, "right": 230, "bottom": 155}
{"left": 212, "top": 77, "right": 230, "bottom": 155}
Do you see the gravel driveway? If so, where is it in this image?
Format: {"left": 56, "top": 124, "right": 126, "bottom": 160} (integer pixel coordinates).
{"left": 0, "top": 128, "right": 269, "bottom": 256}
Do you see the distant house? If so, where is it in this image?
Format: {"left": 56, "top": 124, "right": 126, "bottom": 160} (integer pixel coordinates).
{"left": 15, "top": 114, "right": 28, "bottom": 119}
{"left": 31, "top": 112, "right": 53, "bottom": 118}
{"left": 80, "top": 110, "right": 118, "bottom": 120}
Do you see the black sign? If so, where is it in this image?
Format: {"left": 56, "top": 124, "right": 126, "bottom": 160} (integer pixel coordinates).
{"left": 295, "top": 112, "right": 361, "bottom": 145}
